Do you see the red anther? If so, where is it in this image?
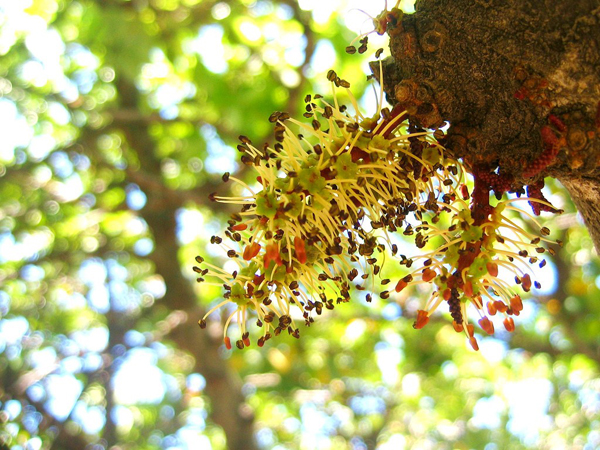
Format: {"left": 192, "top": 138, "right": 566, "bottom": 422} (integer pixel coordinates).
{"left": 466, "top": 323, "right": 475, "bottom": 337}
{"left": 463, "top": 281, "right": 474, "bottom": 298}
{"left": 486, "top": 262, "right": 499, "bottom": 277}
{"left": 494, "top": 300, "right": 508, "bottom": 313}
{"left": 259, "top": 217, "right": 269, "bottom": 225}
{"left": 478, "top": 317, "right": 495, "bottom": 335}
{"left": 443, "top": 288, "right": 452, "bottom": 301}
{"left": 294, "top": 236, "right": 307, "bottom": 264}
{"left": 548, "top": 114, "right": 567, "bottom": 133}
{"left": 469, "top": 336, "right": 480, "bottom": 351}
{"left": 257, "top": 337, "right": 265, "bottom": 347}
{"left": 422, "top": 268, "right": 436, "bottom": 282}
{"left": 224, "top": 337, "right": 232, "bottom": 350}
{"left": 503, "top": 317, "right": 515, "bottom": 332}
{"left": 487, "top": 301, "right": 497, "bottom": 316}
{"left": 232, "top": 223, "right": 248, "bottom": 231}
{"left": 243, "top": 242, "right": 261, "bottom": 261}
{"left": 521, "top": 274, "right": 532, "bottom": 292}
{"left": 452, "top": 320, "right": 464, "bottom": 333}
{"left": 395, "top": 279, "right": 408, "bottom": 292}
{"left": 510, "top": 295, "right": 523, "bottom": 312}
{"left": 460, "top": 184, "right": 469, "bottom": 200}
{"left": 351, "top": 147, "right": 369, "bottom": 162}
{"left": 413, "top": 310, "right": 429, "bottom": 329}
{"left": 243, "top": 336, "right": 251, "bottom": 347}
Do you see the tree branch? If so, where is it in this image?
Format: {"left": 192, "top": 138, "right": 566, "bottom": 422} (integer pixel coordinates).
{"left": 378, "top": 0, "right": 600, "bottom": 249}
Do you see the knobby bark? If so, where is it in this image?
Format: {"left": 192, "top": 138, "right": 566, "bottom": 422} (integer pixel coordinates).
{"left": 376, "top": 0, "right": 600, "bottom": 250}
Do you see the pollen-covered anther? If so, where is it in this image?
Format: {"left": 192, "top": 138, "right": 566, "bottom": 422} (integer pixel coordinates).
{"left": 224, "top": 337, "right": 232, "bottom": 350}
{"left": 422, "top": 268, "right": 436, "bottom": 282}
{"left": 469, "top": 336, "right": 480, "bottom": 351}
{"left": 493, "top": 300, "right": 508, "bottom": 313}
{"left": 242, "top": 332, "right": 251, "bottom": 347}
{"left": 487, "top": 301, "right": 497, "bottom": 316}
{"left": 510, "top": 295, "right": 523, "bottom": 313}
{"left": 486, "top": 261, "right": 499, "bottom": 277}
{"left": 466, "top": 323, "right": 475, "bottom": 337}
{"left": 503, "top": 317, "right": 515, "bottom": 332}
{"left": 413, "top": 310, "right": 429, "bottom": 329}
{"left": 452, "top": 320, "right": 464, "bottom": 332}
{"left": 478, "top": 317, "right": 495, "bottom": 335}
{"left": 395, "top": 279, "right": 408, "bottom": 292}
{"left": 521, "top": 274, "right": 532, "bottom": 292}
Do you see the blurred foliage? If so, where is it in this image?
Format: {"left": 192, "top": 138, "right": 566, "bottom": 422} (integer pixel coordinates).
{"left": 0, "top": 1, "right": 599, "bottom": 450}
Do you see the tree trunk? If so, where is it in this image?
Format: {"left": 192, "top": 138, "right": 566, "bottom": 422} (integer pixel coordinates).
{"left": 377, "top": 0, "right": 600, "bottom": 249}
{"left": 114, "top": 77, "right": 258, "bottom": 450}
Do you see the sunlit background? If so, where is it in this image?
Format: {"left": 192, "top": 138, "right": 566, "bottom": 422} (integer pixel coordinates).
{"left": 1, "top": 0, "right": 600, "bottom": 449}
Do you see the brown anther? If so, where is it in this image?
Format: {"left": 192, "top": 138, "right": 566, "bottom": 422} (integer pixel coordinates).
{"left": 521, "top": 274, "right": 532, "bottom": 292}
{"left": 478, "top": 317, "right": 495, "bottom": 335}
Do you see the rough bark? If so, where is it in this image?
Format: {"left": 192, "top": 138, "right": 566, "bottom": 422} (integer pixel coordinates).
{"left": 376, "top": 0, "right": 600, "bottom": 250}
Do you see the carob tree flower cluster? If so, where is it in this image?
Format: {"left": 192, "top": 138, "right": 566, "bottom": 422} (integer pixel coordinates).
{"left": 193, "top": 60, "right": 562, "bottom": 351}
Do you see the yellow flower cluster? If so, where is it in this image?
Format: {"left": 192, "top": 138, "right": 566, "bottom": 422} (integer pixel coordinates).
{"left": 194, "top": 69, "right": 560, "bottom": 351}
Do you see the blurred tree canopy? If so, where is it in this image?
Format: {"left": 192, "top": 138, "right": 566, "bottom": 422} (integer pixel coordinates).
{"left": 0, "top": 1, "right": 599, "bottom": 450}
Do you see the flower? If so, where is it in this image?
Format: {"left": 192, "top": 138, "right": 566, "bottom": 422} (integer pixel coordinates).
{"left": 195, "top": 63, "right": 562, "bottom": 351}
{"left": 393, "top": 167, "right": 561, "bottom": 350}
{"left": 195, "top": 66, "right": 465, "bottom": 348}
